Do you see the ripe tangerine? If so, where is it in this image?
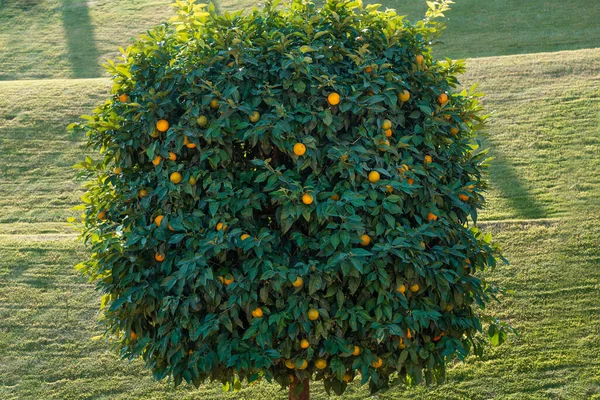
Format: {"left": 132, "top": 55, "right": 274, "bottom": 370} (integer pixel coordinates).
{"left": 327, "top": 92, "right": 340, "bottom": 106}
{"left": 156, "top": 119, "right": 169, "bottom": 132}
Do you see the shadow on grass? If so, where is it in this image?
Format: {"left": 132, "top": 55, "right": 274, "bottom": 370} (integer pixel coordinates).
{"left": 61, "top": 0, "right": 101, "bottom": 78}
{"left": 488, "top": 151, "right": 547, "bottom": 219}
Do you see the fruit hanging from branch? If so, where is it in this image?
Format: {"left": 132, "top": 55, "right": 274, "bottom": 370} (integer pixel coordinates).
{"left": 71, "top": 0, "right": 508, "bottom": 398}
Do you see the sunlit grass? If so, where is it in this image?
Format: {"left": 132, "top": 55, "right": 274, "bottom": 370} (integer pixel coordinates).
{"left": 1, "top": 48, "right": 599, "bottom": 399}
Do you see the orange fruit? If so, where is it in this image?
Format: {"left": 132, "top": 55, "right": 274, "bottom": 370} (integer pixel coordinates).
{"left": 372, "top": 357, "right": 383, "bottom": 368}
{"left": 293, "top": 143, "right": 306, "bottom": 156}
{"left": 168, "top": 223, "right": 175, "bottom": 232}
{"left": 249, "top": 111, "right": 260, "bottom": 123}
{"left": 188, "top": 176, "right": 197, "bottom": 185}
{"left": 97, "top": 210, "right": 106, "bottom": 220}
{"left": 216, "top": 222, "right": 227, "bottom": 231}
{"left": 139, "top": 189, "right": 148, "bottom": 197}
{"left": 409, "top": 283, "right": 419, "bottom": 292}
{"left": 307, "top": 308, "right": 319, "bottom": 321}
{"left": 170, "top": 172, "right": 182, "bottom": 184}
{"left": 398, "top": 90, "right": 410, "bottom": 102}
{"left": 241, "top": 233, "right": 251, "bottom": 241}
{"left": 385, "top": 185, "right": 393, "bottom": 194}
{"left": 438, "top": 93, "right": 449, "bottom": 105}
{"left": 398, "top": 164, "right": 409, "bottom": 173}
{"left": 397, "top": 284, "right": 406, "bottom": 294}
{"left": 450, "top": 127, "right": 459, "bottom": 135}
{"left": 156, "top": 119, "right": 169, "bottom": 132}
{"left": 300, "top": 339, "right": 310, "bottom": 349}
{"left": 424, "top": 155, "right": 433, "bottom": 164}
{"left": 302, "top": 193, "right": 313, "bottom": 205}
{"left": 330, "top": 194, "right": 340, "bottom": 201}
{"left": 343, "top": 373, "right": 352, "bottom": 383}
{"left": 168, "top": 152, "right": 177, "bottom": 161}
{"left": 150, "top": 129, "right": 160, "bottom": 138}
{"left": 315, "top": 358, "right": 327, "bottom": 369}
{"left": 130, "top": 331, "right": 138, "bottom": 340}
{"left": 365, "top": 66, "right": 373, "bottom": 74}
{"left": 459, "top": 194, "right": 469, "bottom": 201}
{"left": 427, "top": 212, "right": 438, "bottom": 222}
{"left": 298, "top": 360, "right": 308, "bottom": 370}
{"left": 113, "top": 167, "right": 122, "bottom": 174}
{"left": 407, "top": 329, "right": 413, "bottom": 339}
{"left": 184, "top": 136, "right": 196, "bottom": 149}
{"left": 251, "top": 307, "right": 263, "bottom": 318}
{"left": 327, "top": 92, "right": 340, "bottom": 106}
{"left": 209, "top": 99, "right": 219, "bottom": 109}
{"left": 152, "top": 156, "right": 162, "bottom": 166}
{"left": 228, "top": 61, "right": 234, "bottom": 67}
{"left": 385, "top": 129, "right": 393, "bottom": 138}
{"left": 379, "top": 139, "right": 390, "bottom": 150}
{"left": 360, "top": 234, "right": 371, "bottom": 246}
{"left": 292, "top": 277, "right": 304, "bottom": 288}
{"left": 197, "top": 115, "right": 208, "bottom": 127}
{"left": 118, "top": 94, "right": 129, "bottom": 103}
{"left": 352, "top": 346, "right": 361, "bottom": 356}
{"left": 467, "top": 184, "right": 475, "bottom": 192}
{"left": 406, "top": 178, "right": 414, "bottom": 186}
{"left": 155, "top": 253, "right": 165, "bottom": 262}
{"left": 289, "top": 375, "right": 295, "bottom": 382}
{"left": 382, "top": 119, "right": 392, "bottom": 130}
{"left": 154, "top": 215, "right": 164, "bottom": 227}
{"left": 368, "top": 171, "right": 380, "bottom": 183}
{"left": 285, "top": 359, "right": 295, "bottom": 369}
{"left": 433, "top": 334, "right": 442, "bottom": 342}
{"left": 223, "top": 274, "right": 234, "bottom": 285}
{"left": 415, "top": 54, "right": 424, "bottom": 65}
{"left": 399, "top": 338, "right": 406, "bottom": 349}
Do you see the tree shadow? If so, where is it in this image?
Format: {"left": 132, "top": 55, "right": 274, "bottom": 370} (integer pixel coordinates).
{"left": 61, "top": 0, "right": 101, "bottom": 78}
{"left": 487, "top": 149, "right": 547, "bottom": 220}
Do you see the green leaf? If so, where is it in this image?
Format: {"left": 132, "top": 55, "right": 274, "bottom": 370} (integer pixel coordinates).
{"left": 323, "top": 110, "right": 333, "bottom": 126}
{"left": 161, "top": 276, "right": 177, "bottom": 290}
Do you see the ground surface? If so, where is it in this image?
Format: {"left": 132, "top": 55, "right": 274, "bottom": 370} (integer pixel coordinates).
{"left": 1, "top": 0, "right": 599, "bottom": 80}
{"left": 0, "top": 0, "right": 599, "bottom": 399}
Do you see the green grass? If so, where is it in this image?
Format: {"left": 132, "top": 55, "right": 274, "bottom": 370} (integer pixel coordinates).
{"left": 1, "top": 0, "right": 599, "bottom": 80}
{"left": 1, "top": 0, "right": 599, "bottom": 397}
{"left": 0, "top": 0, "right": 171, "bottom": 80}
{"left": 1, "top": 48, "right": 599, "bottom": 399}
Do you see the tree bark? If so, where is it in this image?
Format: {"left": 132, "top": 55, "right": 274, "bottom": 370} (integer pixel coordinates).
{"left": 289, "top": 378, "right": 309, "bottom": 400}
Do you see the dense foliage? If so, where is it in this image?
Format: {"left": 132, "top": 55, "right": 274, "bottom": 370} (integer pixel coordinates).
{"left": 71, "top": 0, "right": 506, "bottom": 395}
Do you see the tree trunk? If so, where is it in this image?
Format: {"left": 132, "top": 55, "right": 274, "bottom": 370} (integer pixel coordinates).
{"left": 289, "top": 378, "right": 309, "bottom": 400}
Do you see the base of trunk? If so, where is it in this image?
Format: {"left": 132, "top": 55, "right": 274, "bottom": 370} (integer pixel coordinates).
{"left": 289, "top": 377, "right": 309, "bottom": 400}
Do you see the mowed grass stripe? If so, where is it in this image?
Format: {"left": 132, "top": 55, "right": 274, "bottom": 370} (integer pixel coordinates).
{"left": 0, "top": 78, "right": 110, "bottom": 224}
{"left": 0, "top": 222, "right": 77, "bottom": 235}
{"left": 0, "top": 0, "right": 172, "bottom": 80}
{"left": 1, "top": 0, "right": 600, "bottom": 81}
{"left": 0, "top": 218, "right": 599, "bottom": 399}
{"left": 1, "top": 49, "right": 598, "bottom": 225}
{"left": 464, "top": 48, "right": 600, "bottom": 220}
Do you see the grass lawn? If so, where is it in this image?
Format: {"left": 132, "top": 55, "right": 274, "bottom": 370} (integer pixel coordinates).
{"left": 1, "top": 0, "right": 599, "bottom": 80}
{"left": 1, "top": 47, "right": 599, "bottom": 399}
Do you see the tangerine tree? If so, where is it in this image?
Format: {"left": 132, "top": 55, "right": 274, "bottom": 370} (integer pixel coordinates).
{"left": 71, "top": 0, "right": 508, "bottom": 398}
